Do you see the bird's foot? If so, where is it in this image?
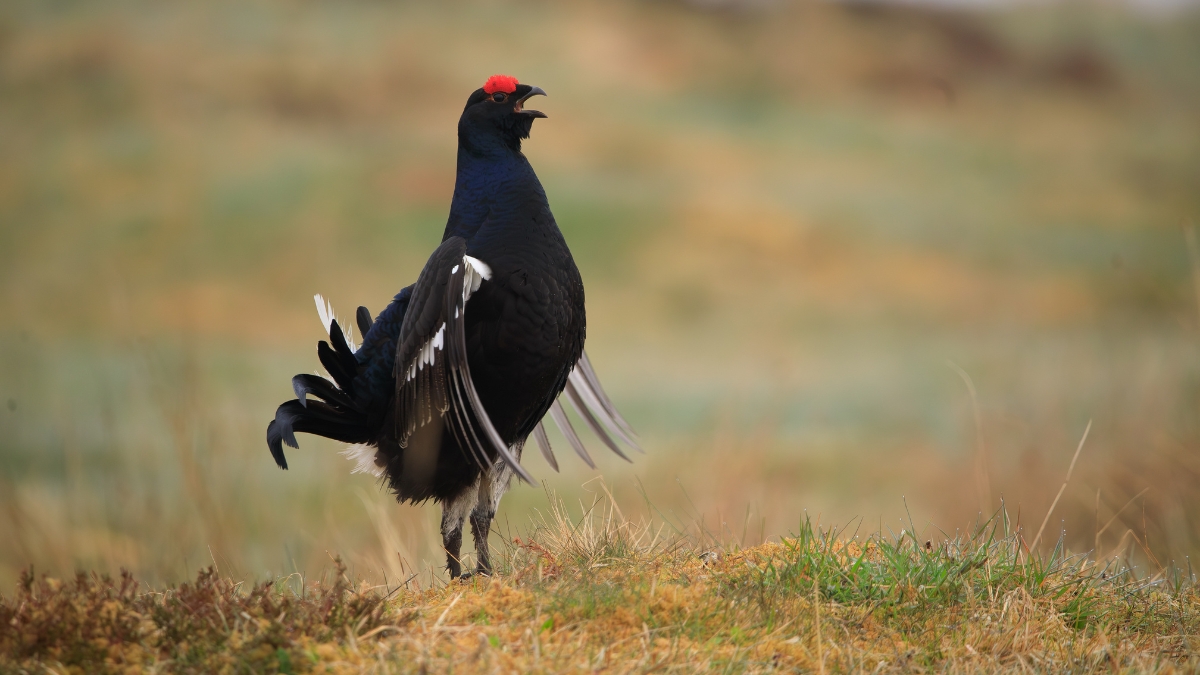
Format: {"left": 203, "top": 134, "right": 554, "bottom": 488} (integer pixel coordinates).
{"left": 457, "top": 569, "right": 492, "bottom": 583}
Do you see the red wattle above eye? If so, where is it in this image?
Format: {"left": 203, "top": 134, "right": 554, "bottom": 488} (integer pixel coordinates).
{"left": 483, "top": 75, "right": 519, "bottom": 95}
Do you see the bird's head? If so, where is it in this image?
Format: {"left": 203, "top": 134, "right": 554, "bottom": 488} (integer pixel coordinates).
{"left": 458, "top": 75, "right": 547, "bottom": 155}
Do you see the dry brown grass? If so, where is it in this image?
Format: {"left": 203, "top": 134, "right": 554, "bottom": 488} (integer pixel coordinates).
{"left": 4, "top": 492, "right": 1198, "bottom": 673}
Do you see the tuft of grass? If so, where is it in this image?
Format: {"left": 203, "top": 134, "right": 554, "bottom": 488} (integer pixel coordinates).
{"left": 3, "top": 494, "right": 1198, "bottom": 673}
{"left": 0, "top": 557, "right": 399, "bottom": 674}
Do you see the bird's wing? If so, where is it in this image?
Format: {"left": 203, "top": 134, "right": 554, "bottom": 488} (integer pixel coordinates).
{"left": 393, "top": 236, "right": 533, "bottom": 484}
{"left": 538, "top": 350, "right": 642, "bottom": 471}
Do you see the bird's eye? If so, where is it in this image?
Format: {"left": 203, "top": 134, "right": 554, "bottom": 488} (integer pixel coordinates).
{"left": 491, "top": 92, "right": 507, "bottom": 103}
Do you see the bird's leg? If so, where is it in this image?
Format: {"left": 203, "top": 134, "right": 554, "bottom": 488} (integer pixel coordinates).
{"left": 470, "top": 449, "right": 519, "bottom": 576}
{"left": 468, "top": 503, "right": 495, "bottom": 576}
{"left": 469, "top": 469, "right": 498, "bottom": 576}
{"left": 441, "top": 510, "right": 464, "bottom": 579}
{"left": 441, "top": 491, "right": 476, "bottom": 579}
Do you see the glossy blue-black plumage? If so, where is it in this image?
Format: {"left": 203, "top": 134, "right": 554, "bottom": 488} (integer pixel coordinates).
{"left": 353, "top": 286, "right": 412, "bottom": 407}
{"left": 266, "top": 81, "right": 579, "bottom": 487}
{"left": 444, "top": 149, "right": 545, "bottom": 242}
{"left": 265, "top": 79, "right": 630, "bottom": 580}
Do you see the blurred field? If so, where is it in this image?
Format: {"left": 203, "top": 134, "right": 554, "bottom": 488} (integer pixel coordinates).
{"left": 1, "top": 0, "right": 1199, "bottom": 590}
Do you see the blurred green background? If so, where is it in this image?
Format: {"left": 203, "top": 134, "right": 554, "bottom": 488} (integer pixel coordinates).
{"left": 1, "top": 0, "right": 1199, "bottom": 588}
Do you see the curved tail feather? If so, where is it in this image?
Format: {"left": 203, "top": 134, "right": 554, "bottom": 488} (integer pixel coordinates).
{"left": 356, "top": 306, "right": 374, "bottom": 336}
{"left": 317, "top": 319, "right": 358, "bottom": 394}
{"left": 267, "top": 314, "right": 375, "bottom": 470}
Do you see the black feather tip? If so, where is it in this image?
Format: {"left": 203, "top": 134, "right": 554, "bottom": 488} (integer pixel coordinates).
{"left": 266, "top": 419, "right": 290, "bottom": 470}
{"left": 356, "top": 305, "right": 373, "bottom": 336}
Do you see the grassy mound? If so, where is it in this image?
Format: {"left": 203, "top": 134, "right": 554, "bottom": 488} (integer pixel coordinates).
{"left": 3, "top": 499, "right": 1198, "bottom": 674}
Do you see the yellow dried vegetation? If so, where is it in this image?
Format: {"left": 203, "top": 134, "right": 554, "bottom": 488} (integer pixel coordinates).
{"left": 3, "top": 491, "right": 1199, "bottom": 673}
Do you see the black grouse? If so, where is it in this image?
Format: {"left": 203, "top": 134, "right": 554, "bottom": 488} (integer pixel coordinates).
{"left": 266, "top": 74, "right": 639, "bottom": 579}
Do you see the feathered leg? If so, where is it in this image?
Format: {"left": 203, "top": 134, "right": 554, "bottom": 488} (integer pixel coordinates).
{"left": 469, "top": 442, "right": 522, "bottom": 576}
{"left": 441, "top": 490, "right": 476, "bottom": 579}
{"left": 469, "top": 506, "right": 494, "bottom": 576}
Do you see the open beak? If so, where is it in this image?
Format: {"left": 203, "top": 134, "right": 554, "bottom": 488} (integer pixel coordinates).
{"left": 514, "top": 86, "right": 547, "bottom": 118}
